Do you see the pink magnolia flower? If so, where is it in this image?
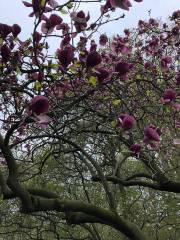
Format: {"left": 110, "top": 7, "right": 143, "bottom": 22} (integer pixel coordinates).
{"left": 1, "top": 44, "right": 11, "bottom": 62}
{"left": 112, "top": 38, "right": 131, "bottom": 55}
{"left": 110, "top": 0, "right": 132, "bottom": 11}
{"left": 172, "top": 10, "right": 180, "bottom": 20}
{"left": 149, "top": 18, "right": 159, "bottom": 27}
{"left": 95, "top": 67, "right": 110, "bottom": 83}
{"left": 118, "top": 114, "right": 136, "bottom": 131}
{"left": 144, "top": 126, "right": 160, "bottom": 143}
{"left": 48, "top": 0, "right": 58, "bottom": 8}
{"left": 124, "top": 29, "right": 130, "bottom": 36}
{"left": 161, "top": 89, "right": 177, "bottom": 103}
{"left": 56, "top": 23, "right": 70, "bottom": 35}
{"left": 101, "top": 1, "right": 113, "bottom": 13}
{"left": 0, "top": 23, "right": 12, "bottom": 39}
{"left": 115, "top": 61, "right": 133, "bottom": 76}
{"left": 71, "top": 11, "right": 90, "bottom": 33}
{"left": 130, "top": 144, "right": 141, "bottom": 155}
{"left": 144, "top": 61, "right": 153, "bottom": 69}
{"left": 33, "top": 31, "right": 42, "bottom": 42}
{"left": 41, "top": 14, "right": 62, "bottom": 34}
{"left": 23, "top": 0, "right": 52, "bottom": 17}
{"left": 27, "top": 95, "right": 51, "bottom": 129}
{"left": 60, "top": 35, "right": 71, "bottom": 48}
{"left": 102, "top": 0, "right": 142, "bottom": 12}
{"left": 90, "top": 40, "right": 97, "bottom": 52}
{"left": 173, "top": 103, "right": 180, "bottom": 110}
{"left": 99, "top": 34, "right": 108, "bottom": 46}
{"left": 29, "top": 95, "right": 49, "bottom": 114}
{"left": 12, "top": 24, "right": 21, "bottom": 38}
{"left": 86, "top": 51, "right": 102, "bottom": 68}
{"left": 33, "top": 113, "right": 52, "bottom": 129}
{"left": 161, "top": 56, "right": 172, "bottom": 71}
{"left": 57, "top": 46, "right": 74, "bottom": 68}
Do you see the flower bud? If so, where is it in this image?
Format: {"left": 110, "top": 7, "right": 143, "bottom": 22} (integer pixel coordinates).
{"left": 1, "top": 44, "right": 11, "bottom": 62}
{"left": 0, "top": 23, "right": 12, "bottom": 39}
{"left": 99, "top": 34, "right": 108, "bottom": 46}
{"left": 162, "top": 89, "right": 176, "bottom": 103}
{"left": 33, "top": 31, "right": 42, "bottom": 42}
{"left": 57, "top": 46, "right": 74, "bottom": 67}
{"left": 12, "top": 24, "right": 21, "bottom": 37}
{"left": 29, "top": 96, "right": 49, "bottom": 115}
{"left": 144, "top": 126, "right": 160, "bottom": 142}
{"left": 130, "top": 144, "right": 141, "bottom": 154}
{"left": 118, "top": 114, "right": 136, "bottom": 131}
{"left": 122, "top": 115, "right": 136, "bottom": 130}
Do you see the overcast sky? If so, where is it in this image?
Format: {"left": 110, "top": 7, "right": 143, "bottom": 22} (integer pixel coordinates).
{"left": 0, "top": 0, "right": 179, "bottom": 50}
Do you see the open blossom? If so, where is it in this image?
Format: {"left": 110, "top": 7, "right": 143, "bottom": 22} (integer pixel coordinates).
{"left": 23, "top": 0, "right": 52, "bottom": 17}
{"left": 48, "top": 0, "right": 58, "bottom": 8}
{"left": 27, "top": 96, "right": 51, "bottom": 129}
{"left": 161, "top": 89, "right": 177, "bottom": 103}
{"left": 112, "top": 36, "right": 131, "bottom": 55}
{"left": 71, "top": 11, "right": 90, "bottom": 33}
{"left": 118, "top": 114, "right": 136, "bottom": 131}
{"left": 110, "top": 0, "right": 132, "bottom": 10}
{"left": 29, "top": 95, "right": 49, "bottom": 114}
{"left": 41, "top": 14, "right": 62, "bottom": 34}
{"left": 101, "top": 0, "right": 142, "bottom": 12}
{"left": 56, "top": 23, "right": 70, "bottom": 35}
{"left": 115, "top": 61, "right": 133, "bottom": 76}
{"left": 86, "top": 51, "right": 102, "bottom": 68}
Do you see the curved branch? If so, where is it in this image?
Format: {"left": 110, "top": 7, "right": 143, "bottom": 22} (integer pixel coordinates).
{"left": 92, "top": 176, "right": 180, "bottom": 193}
{"left": 0, "top": 183, "right": 149, "bottom": 240}
{"left": 31, "top": 197, "right": 150, "bottom": 240}
{"left": 0, "top": 134, "right": 33, "bottom": 211}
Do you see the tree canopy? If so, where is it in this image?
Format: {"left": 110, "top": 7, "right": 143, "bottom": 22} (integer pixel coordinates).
{"left": 0, "top": 1, "right": 180, "bottom": 239}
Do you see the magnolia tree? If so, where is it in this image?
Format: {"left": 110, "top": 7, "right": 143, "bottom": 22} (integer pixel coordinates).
{"left": 0, "top": 0, "right": 180, "bottom": 239}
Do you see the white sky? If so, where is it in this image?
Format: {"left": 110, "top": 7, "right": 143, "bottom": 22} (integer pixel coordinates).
{"left": 0, "top": 0, "right": 179, "bottom": 50}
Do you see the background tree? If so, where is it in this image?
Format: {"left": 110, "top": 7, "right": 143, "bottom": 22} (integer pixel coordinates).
{"left": 0, "top": 1, "right": 179, "bottom": 239}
